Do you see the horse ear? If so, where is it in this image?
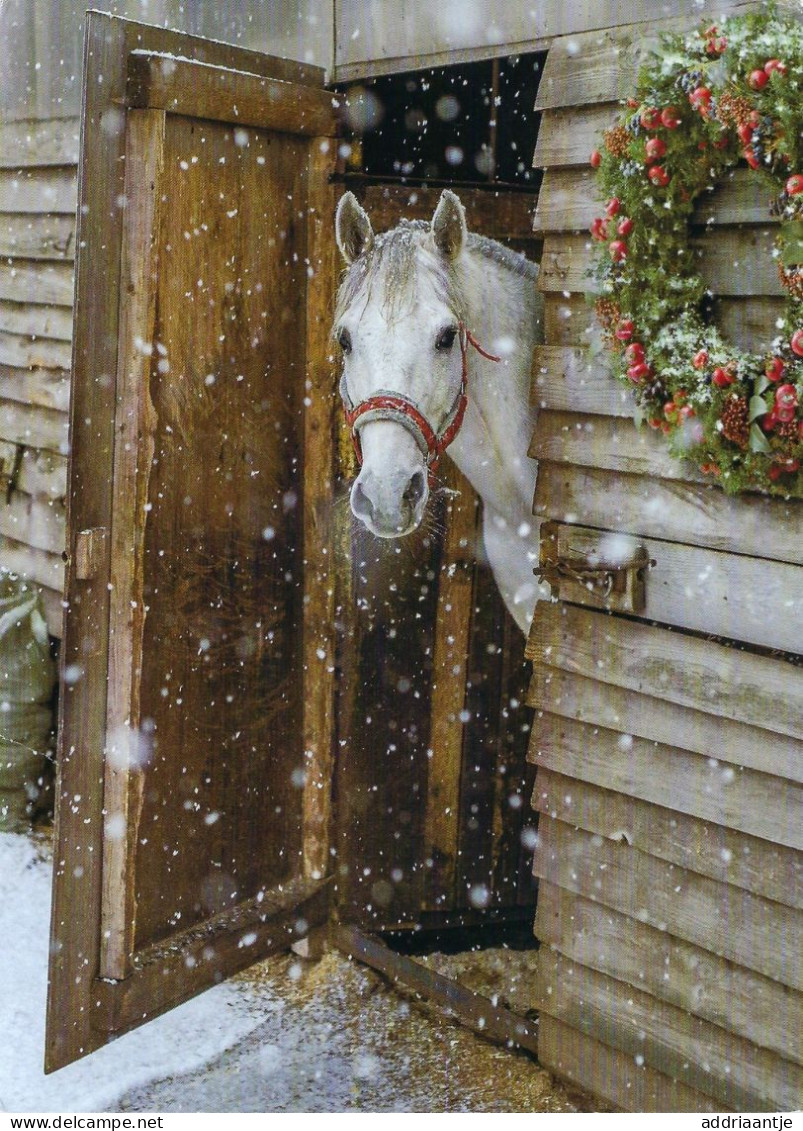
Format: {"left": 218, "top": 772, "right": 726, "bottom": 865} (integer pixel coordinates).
{"left": 432, "top": 189, "right": 467, "bottom": 260}
{"left": 335, "top": 192, "right": 374, "bottom": 264}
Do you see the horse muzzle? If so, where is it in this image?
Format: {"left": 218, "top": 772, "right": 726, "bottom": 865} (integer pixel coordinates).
{"left": 350, "top": 463, "right": 428, "bottom": 537}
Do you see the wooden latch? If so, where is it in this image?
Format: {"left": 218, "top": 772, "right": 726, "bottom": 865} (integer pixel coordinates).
{"left": 536, "top": 521, "right": 651, "bottom": 614}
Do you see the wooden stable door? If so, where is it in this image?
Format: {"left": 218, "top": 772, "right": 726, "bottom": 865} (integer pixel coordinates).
{"left": 47, "top": 14, "right": 338, "bottom": 1071}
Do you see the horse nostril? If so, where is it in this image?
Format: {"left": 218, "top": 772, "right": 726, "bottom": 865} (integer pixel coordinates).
{"left": 351, "top": 480, "right": 375, "bottom": 524}
{"left": 403, "top": 469, "right": 427, "bottom": 511}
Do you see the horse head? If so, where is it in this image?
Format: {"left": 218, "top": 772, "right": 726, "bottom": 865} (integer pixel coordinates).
{"left": 334, "top": 189, "right": 478, "bottom": 538}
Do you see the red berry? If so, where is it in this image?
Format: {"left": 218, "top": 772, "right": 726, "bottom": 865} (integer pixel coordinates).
{"left": 786, "top": 174, "right": 803, "bottom": 196}
{"left": 615, "top": 319, "right": 634, "bottom": 341}
{"left": 604, "top": 197, "right": 621, "bottom": 217}
{"left": 765, "top": 356, "right": 785, "bottom": 381}
{"left": 713, "top": 135, "right": 729, "bottom": 150}
{"left": 640, "top": 107, "right": 662, "bottom": 130}
{"left": 744, "top": 148, "right": 761, "bottom": 170}
{"left": 764, "top": 59, "right": 787, "bottom": 76}
{"left": 791, "top": 329, "right": 803, "bottom": 356}
{"left": 609, "top": 239, "right": 628, "bottom": 261}
{"left": 690, "top": 86, "right": 712, "bottom": 111}
{"left": 712, "top": 367, "right": 735, "bottom": 387}
{"left": 737, "top": 123, "right": 754, "bottom": 145}
{"left": 589, "top": 217, "right": 609, "bottom": 241}
{"left": 648, "top": 165, "right": 670, "bottom": 186}
{"left": 748, "top": 69, "right": 769, "bottom": 90}
{"left": 776, "top": 383, "right": 798, "bottom": 414}
{"left": 645, "top": 137, "right": 666, "bottom": 160}
{"left": 617, "top": 217, "right": 634, "bottom": 236}
{"left": 660, "top": 106, "right": 682, "bottom": 129}
{"left": 624, "top": 342, "right": 645, "bottom": 364}
{"left": 590, "top": 149, "right": 602, "bottom": 168}
{"left": 627, "top": 362, "right": 651, "bottom": 382}
{"left": 664, "top": 401, "right": 677, "bottom": 419}
{"left": 692, "top": 349, "right": 709, "bottom": 370}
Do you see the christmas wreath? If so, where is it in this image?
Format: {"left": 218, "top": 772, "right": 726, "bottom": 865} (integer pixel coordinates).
{"left": 589, "top": 6, "right": 803, "bottom": 497}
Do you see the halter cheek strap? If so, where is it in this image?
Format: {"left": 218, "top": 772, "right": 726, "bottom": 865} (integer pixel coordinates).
{"left": 340, "top": 323, "right": 500, "bottom": 481}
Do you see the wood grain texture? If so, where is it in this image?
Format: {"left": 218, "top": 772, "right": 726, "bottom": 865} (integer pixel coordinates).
{"left": 534, "top": 517, "right": 802, "bottom": 654}
{"left": 301, "top": 137, "right": 338, "bottom": 883}
{"left": 535, "top": 948, "right": 799, "bottom": 1111}
{"left": 538, "top": 227, "right": 783, "bottom": 296}
{"left": 530, "top": 410, "right": 708, "bottom": 483}
{"left": 0, "top": 168, "right": 77, "bottom": 214}
{"left": 424, "top": 463, "right": 479, "bottom": 909}
{"left": 0, "top": 398, "right": 68, "bottom": 452}
{"left": 534, "top": 463, "right": 803, "bottom": 565}
{"left": 0, "top": 118, "right": 81, "bottom": 167}
{"left": 0, "top": 532, "right": 64, "bottom": 592}
{"left": 530, "top": 345, "right": 634, "bottom": 416}
{"left": 0, "top": 331, "right": 71, "bottom": 371}
{"left": 535, "top": 882, "right": 803, "bottom": 1065}
{"left": 0, "top": 261, "right": 74, "bottom": 307}
{"left": 538, "top": 1015, "right": 724, "bottom": 1113}
{"left": 0, "top": 491, "right": 65, "bottom": 555}
{"left": 533, "top": 816, "right": 802, "bottom": 990}
{"left": 530, "top": 715, "right": 801, "bottom": 853}
{"left": 99, "top": 108, "right": 165, "bottom": 980}
{"left": 526, "top": 663, "right": 802, "bottom": 784}
{"left": 0, "top": 365, "right": 70, "bottom": 413}
{"left": 127, "top": 53, "right": 339, "bottom": 137}
{"left": 0, "top": 214, "right": 76, "bottom": 260}
{"left": 0, "top": 300, "right": 72, "bottom": 341}
{"left": 531, "top": 763, "right": 801, "bottom": 903}
{"left": 526, "top": 603, "right": 803, "bottom": 742}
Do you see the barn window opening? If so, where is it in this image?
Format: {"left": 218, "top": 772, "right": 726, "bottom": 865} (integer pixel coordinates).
{"left": 335, "top": 52, "right": 546, "bottom": 193}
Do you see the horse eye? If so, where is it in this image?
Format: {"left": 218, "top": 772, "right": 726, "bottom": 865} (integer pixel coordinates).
{"left": 338, "top": 327, "right": 352, "bottom": 354}
{"left": 435, "top": 326, "right": 458, "bottom": 351}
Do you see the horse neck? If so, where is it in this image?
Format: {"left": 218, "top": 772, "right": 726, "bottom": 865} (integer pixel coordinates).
{"left": 449, "top": 246, "right": 539, "bottom": 517}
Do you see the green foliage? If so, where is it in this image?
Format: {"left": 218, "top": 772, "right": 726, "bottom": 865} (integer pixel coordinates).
{"left": 590, "top": 6, "right": 803, "bottom": 497}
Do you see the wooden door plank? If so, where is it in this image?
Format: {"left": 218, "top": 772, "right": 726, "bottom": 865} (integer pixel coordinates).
{"left": 424, "top": 463, "right": 479, "bottom": 909}
{"left": 0, "top": 300, "right": 72, "bottom": 342}
{"left": 526, "top": 663, "right": 802, "bottom": 783}
{"left": 530, "top": 410, "right": 708, "bottom": 483}
{"left": 538, "top": 1015, "right": 724, "bottom": 1113}
{"left": 127, "top": 53, "right": 339, "bottom": 136}
{"left": 531, "top": 764, "right": 801, "bottom": 904}
{"left": 0, "top": 491, "right": 65, "bottom": 555}
{"left": 534, "top": 518, "right": 802, "bottom": 654}
{"left": 0, "top": 398, "right": 68, "bottom": 452}
{"left": 0, "top": 118, "right": 81, "bottom": 167}
{"left": 0, "top": 331, "right": 71, "bottom": 371}
{"left": 534, "top": 462, "right": 803, "bottom": 566}
{"left": 0, "top": 261, "right": 74, "bottom": 307}
{"left": 533, "top": 103, "right": 618, "bottom": 169}
{"left": 530, "top": 345, "right": 634, "bottom": 417}
{"left": 533, "top": 166, "right": 783, "bottom": 235}
{"left": 535, "top": 882, "right": 802, "bottom": 1065}
{"left": 301, "top": 138, "right": 338, "bottom": 883}
{"left": 533, "top": 816, "right": 802, "bottom": 989}
{"left": 526, "top": 603, "right": 803, "bottom": 741}
{"left": 360, "top": 184, "right": 538, "bottom": 240}
{"left": 531, "top": 716, "right": 802, "bottom": 853}
{"left": 535, "top": 948, "right": 799, "bottom": 1111}
{"left": 0, "top": 168, "right": 77, "bottom": 214}
{"left": 100, "top": 108, "right": 165, "bottom": 980}
{"left": 0, "top": 214, "right": 76, "bottom": 260}
{"left": 0, "top": 532, "right": 64, "bottom": 592}
{"left": 0, "top": 365, "right": 70, "bottom": 412}
{"left": 538, "top": 228, "right": 783, "bottom": 296}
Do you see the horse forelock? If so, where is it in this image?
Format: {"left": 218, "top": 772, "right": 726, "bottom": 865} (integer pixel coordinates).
{"left": 334, "top": 219, "right": 466, "bottom": 329}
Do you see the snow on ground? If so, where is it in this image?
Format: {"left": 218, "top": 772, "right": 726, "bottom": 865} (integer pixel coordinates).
{"left": 0, "top": 831, "right": 583, "bottom": 1113}
{"left": 0, "top": 832, "right": 270, "bottom": 1113}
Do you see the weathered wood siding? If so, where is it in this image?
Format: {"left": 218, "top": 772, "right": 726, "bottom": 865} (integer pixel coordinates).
{"left": 527, "top": 5, "right": 803, "bottom": 1113}
{"left": 0, "top": 117, "right": 77, "bottom": 634}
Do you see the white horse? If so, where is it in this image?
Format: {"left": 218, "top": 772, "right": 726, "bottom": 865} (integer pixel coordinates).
{"left": 334, "top": 189, "right": 543, "bottom": 635}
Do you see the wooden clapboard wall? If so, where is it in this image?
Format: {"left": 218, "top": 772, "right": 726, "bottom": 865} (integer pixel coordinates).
{"left": 526, "top": 3, "right": 803, "bottom": 1115}
{"left": 0, "top": 118, "right": 77, "bottom": 635}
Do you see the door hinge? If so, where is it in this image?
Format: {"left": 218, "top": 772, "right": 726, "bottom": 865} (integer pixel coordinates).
{"left": 536, "top": 521, "right": 652, "bottom": 614}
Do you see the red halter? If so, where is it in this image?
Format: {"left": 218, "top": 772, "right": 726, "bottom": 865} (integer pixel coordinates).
{"left": 340, "top": 323, "right": 501, "bottom": 482}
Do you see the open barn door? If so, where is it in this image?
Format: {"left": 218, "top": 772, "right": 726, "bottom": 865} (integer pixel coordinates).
{"left": 46, "top": 13, "right": 338, "bottom": 1071}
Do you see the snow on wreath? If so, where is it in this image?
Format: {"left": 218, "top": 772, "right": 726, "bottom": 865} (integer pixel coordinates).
{"left": 588, "top": 5, "right": 803, "bottom": 498}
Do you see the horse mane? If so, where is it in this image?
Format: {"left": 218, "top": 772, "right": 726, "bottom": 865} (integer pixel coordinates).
{"left": 334, "top": 217, "right": 537, "bottom": 329}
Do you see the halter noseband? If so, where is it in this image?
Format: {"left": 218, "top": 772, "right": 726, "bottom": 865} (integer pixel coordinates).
{"left": 340, "top": 323, "right": 501, "bottom": 482}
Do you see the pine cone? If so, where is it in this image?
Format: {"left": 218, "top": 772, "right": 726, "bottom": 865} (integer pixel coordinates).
{"left": 720, "top": 394, "right": 750, "bottom": 448}
{"left": 717, "top": 91, "right": 753, "bottom": 128}
{"left": 603, "top": 125, "right": 631, "bottom": 159}
{"left": 778, "top": 263, "right": 803, "bottom": 299}
{"left": 775, "top": 417, "right": 801, "bottom": 443}
{"left": 594, "top": 297, "right": 621, "bottom": 344}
